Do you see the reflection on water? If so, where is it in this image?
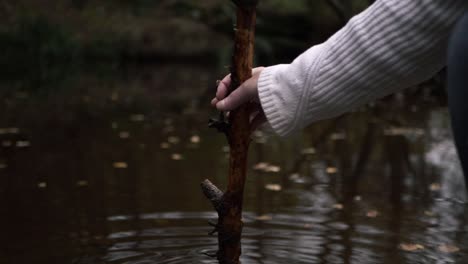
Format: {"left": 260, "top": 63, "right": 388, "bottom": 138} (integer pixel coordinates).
{"left": 0, "top": 65, "right": 467, "bottom": 264}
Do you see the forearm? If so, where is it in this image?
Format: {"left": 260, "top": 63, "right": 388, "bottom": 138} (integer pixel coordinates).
{"left": 258, "top": 0, "right": 468, "bottom": 136}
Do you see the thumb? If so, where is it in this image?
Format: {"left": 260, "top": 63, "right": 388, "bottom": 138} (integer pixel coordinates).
{"left": 216, "top": 77, "right": 258, "bottom": 111}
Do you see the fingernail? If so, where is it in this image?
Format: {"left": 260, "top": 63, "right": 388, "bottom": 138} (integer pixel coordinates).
{"left": 216, "top": 100, "right": 225, "bottom": 110}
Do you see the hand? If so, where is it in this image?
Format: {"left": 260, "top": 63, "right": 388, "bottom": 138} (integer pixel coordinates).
{"left": 211, "top": 67, "right": 266, "bottom": 131}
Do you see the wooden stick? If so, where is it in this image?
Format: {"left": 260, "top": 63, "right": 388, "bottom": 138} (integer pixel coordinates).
{"left": 201, "top": 1, "right": 258, "bottom": 263}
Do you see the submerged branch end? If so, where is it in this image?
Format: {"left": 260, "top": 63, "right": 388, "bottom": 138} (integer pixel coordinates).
{"left": 201, "top": 179, "right": 224, "bottom": 211}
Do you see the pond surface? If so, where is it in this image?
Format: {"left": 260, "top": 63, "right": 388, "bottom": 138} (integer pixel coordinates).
{"left": 1, "top": 65, "right": 468, "bottom": 264}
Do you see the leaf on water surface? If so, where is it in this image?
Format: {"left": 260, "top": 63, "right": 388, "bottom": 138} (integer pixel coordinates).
{"left": 326, "top": 167, "right": 338, "bottom": 174}
{"left": 119, "top": 131, "right": 130, "bottom": 139}
{"left": 354, "top": 196, "right": 362, "bottom": 201}
{"left": 255, "top": 215, "right": 273, "bottom": 221}
{"left": 111, "top": 92, "right": 119, "bottom": 101}
{"left": 424, "top": 210, "right": 434, "bottom": 217}
{"left": 77, "top": 180, "right": 88, "bottom": 187}
{"left": 7, "top": 127, "right": 19, "bottom": 134}
{"left": 438, "top": 244, "right": 460, "bottom": 253}
{"left": 0, "top": 128, "right": 6, "bottom": 134}
{"left": 16, "top": 141, "right": 30, "bottom": 148}
{"left": 171, "top": 153, "right": 183, "bottom": 160}
{"left": 333, "top": 203, "right": 344, "bottom": 210}
{"left": 399, "top": 243, "right": 425, "bottom": 252}
{"left": 253, "top": 162, "right": 281, "bottom": 173}
{"left": 2, "top": 141, "right": 12, "bottom": 147}
{"left": 384, "top": 127, "right": 424, "bottom": 137}
{"left": 38, "top": 182, "right": 47, "bottom": 188}
{"left": 190, "top": 135, "right": 201, "bottom": 144}
{"left": 168, "top": 136, "right": 180, "bottom": 144}
{"left": 111, "top": 122, "right": 118, "bottom": 130}
{"left": 265, "top": 183, "right": 282, "bottom": 191}
{"left": 160, "top": 142, "right": 170, "bottom": 149}
{"left": 130, "top": 114, "right": 145, "bottom": 122}
{"left": 430, "top": 183, "right": 441, "bottom": 191}
{"left": 301, "top": 148, "right": 316, "bottom": 155}
{"left": 0, "top": 163, "right": 6, "bottom": 169}
{"left": 366, "top": 210, "right": 379, "bottom": 218}
{"left": 113, "top": 162, "right": 128, "bottom": 169}
{"left": 222, "top": 146, "right": 230, "bottom": 153}
{"left": 330, "top": 132, "right": 346, "bottom": 140}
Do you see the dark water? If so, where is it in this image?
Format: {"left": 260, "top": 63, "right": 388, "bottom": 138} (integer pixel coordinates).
{"left": 1, "top": 65, "right": 468, "bottom": 264}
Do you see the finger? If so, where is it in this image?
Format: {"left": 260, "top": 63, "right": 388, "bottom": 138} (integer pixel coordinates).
{"left": 211, "top": 98, "right": 218, "bottom": 106}
{"left": 216, "top": 74, "right": 231, "bottom": 100}
{"left": 216, "top": 77, "right": 257, "bottom": 111}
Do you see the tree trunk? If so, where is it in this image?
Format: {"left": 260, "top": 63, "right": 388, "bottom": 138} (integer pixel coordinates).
{"left": 201, "top": 1, "right": 258, "bottom": 263}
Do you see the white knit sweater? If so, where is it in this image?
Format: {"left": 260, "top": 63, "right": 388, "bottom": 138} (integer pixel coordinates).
{"left": 257, "top": 0, "right": 468, "bottom": 136}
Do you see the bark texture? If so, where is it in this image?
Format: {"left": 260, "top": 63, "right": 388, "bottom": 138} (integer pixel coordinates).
{"left": 201, "top": 1, "right": 258, "bottom": 263}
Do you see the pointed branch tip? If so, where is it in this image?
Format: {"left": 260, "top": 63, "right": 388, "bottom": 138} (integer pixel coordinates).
{"left": 201, "top": 179, "right": 224, "bottom": 211}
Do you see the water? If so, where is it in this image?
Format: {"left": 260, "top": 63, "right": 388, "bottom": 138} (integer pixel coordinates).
{"left": 1, "top": 65, "right": 467, "bottom": 264}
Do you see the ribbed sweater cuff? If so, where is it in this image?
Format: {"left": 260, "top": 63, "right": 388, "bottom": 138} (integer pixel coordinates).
{"left": 257, "top": 64, "right": 291, "bottom": 137}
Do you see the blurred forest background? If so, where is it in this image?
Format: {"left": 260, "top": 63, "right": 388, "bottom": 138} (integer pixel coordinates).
{"left": 0, "top": 0, "right": 375, "bottom": 79}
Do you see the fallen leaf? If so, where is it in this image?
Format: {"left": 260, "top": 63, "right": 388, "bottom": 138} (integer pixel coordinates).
{"left": 255, "top": 215, "right": 272, "bottom": 221}
{"left": 399, "top": 243, "right": 424, "bottom": 252}
{"left": 130, "top": 114, "right": 145, "bottom": 122}
{"left": 301, "top": 148, "right": 316, "bottom": 155}
{"left": 160, "top": 142, "right": 170, "bottom": 149}
{"left": 171, "top": 153, "right": 183, "bottom": 160}
{"left": 265, "top": 184, "right": 282, "bottom": 191}
{"left": 0, "top": 128, "right": 6, "bottom": 134}
{"left": 111, "top": 122, "right": 118, "bottom": 129}
{"left": 16, "top": 141, "right": 30, "bottom": 148}
{"left": 2, "top": 141, "right": 12, "bottom": 147}
{"left": 253, "top": 162, "right": 269, "bottom": 171}
{"left": 77, "top": 180, "right": 88, "bottom": 187}
{"left": 438, "top": 244, "right": 460, "bottom": 253}
{"left": 7, "top": 127, "right": 19, "bottom": 134}
{"left": 38, "top": 182, "right": 47, "bottom": 188}
{"left": 190, "top": 135, "right": 201, "bottom": 144}
{"left": 111, "top": 92, "right": 119, "bottom": 101}
{"left": 424, "top": 210, "right": 434, "bottom": 217}
{"left": 354, "top": 196, "right": 362, "bottom": 201}
{"left": 0, "top": 163, "right": 7, "bottom": 169}
{"left": 333, "top": 203, "right": 344, "bottom": 210}
{"left": 430, "top": 183, "right": 441, "bottom": 191}
{"left": 168, "top": 136, "right": 180, "bottom": 144}
{"left": 222, "top": 146, "right": 230, "bottom": 153}
{"left": 326, "top": 167, "right": 338, "bottom": 174}
{"left": 113, "top": 162, "right": 128, "bottom": 169}
{"left": 330, "top": 132, "right": 346, "bottom": 140}
{"left": 119, "top": 131, "right": 130, "bottom": 139}
{"left": 366, "top": 210, "right": 379, "bottom": 218}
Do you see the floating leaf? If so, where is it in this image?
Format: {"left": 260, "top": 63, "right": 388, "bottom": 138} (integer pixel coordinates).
{"left": 330, "top": 132, "right": 346, "bottom": 140}
{"left": 438, "top": 244, "right": 460, "bottom": 253}
{"left": 366, "top": 210, "right": 379, "bottom": 218}
{"left": 255, "top": 215, "right": 272, "bottom": 221}
{"left": 399, "top": 243, "right": 424, "bottom": 252}
{"left": 7, "top": 128, "right": 19, "bottom": 134}
{"left": 38, "top": 182, "right": 47, "bottom": 188}
{"left": 301, "top": 148, "right": 316, "bottom": 155}
{"left": 111, "top": 122, "right": 118, "bottom": 129}
{"left": 16, "top": 141, "right": 30, "bottom": 148}
{"left": 222, "top": 146, "right": 230, "bottom": 153}
{"left": 171, "top": 153, "right": 183, "bottom": 160}
{"left": 2, "top": 141, "right": 12, "bottom": 147}
{"left": 326, "top": 167, "right": 338, "bottom": 174}
{"left": 119, "top": 131, "right": 130, "bottom": 139}
{"left": 333, "top": 203, "right": 344, "bottom": 210}
{"left": 384, "top": 127, "right": 424, "bottom": 137}
{"left": 253, "top": 162, "right": 268, "bottom": 170}
{"left": 113, "top": 162, "right": 128, "bottom": 169}
{"left": 160, "top": 142, "right": 170, "bottom": 149}
{"left": 265, "top": 183, "right": 282, "bottom": 191}
{"left": 77, "top": 180, "right": 88, "bottom": 187}
{"left": 424, "top": 210, "right": 434, "bottom": 217}
{"left": 430, "top": 183, "right": 441, "bottom": 191}
{"left": 190, "top": 135, "right": 201, "bottom": 144}
{"left": 354, "top": 196, "right": 362, "bottom": 201}
{"left": 168, "top": 136, "right": 180, "bottom": 144}
{"left": 254, "top": 162, "right": 281, "bottom": 173}
{"left": 0, "top": 128, "right": 6, "bottom": 134}
{"left": 111, "top": 92, "right": 119, "bottom": 101}
{"left": 0, "top": 163, "right": 7, "bottom": 169}
{"left": 130, "top": 114, "right": 145, "bottom": 122}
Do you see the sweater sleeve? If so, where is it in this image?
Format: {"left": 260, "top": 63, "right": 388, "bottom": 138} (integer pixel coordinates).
{"left": 257, "top": 0, "right": 468, "bottom": 137}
